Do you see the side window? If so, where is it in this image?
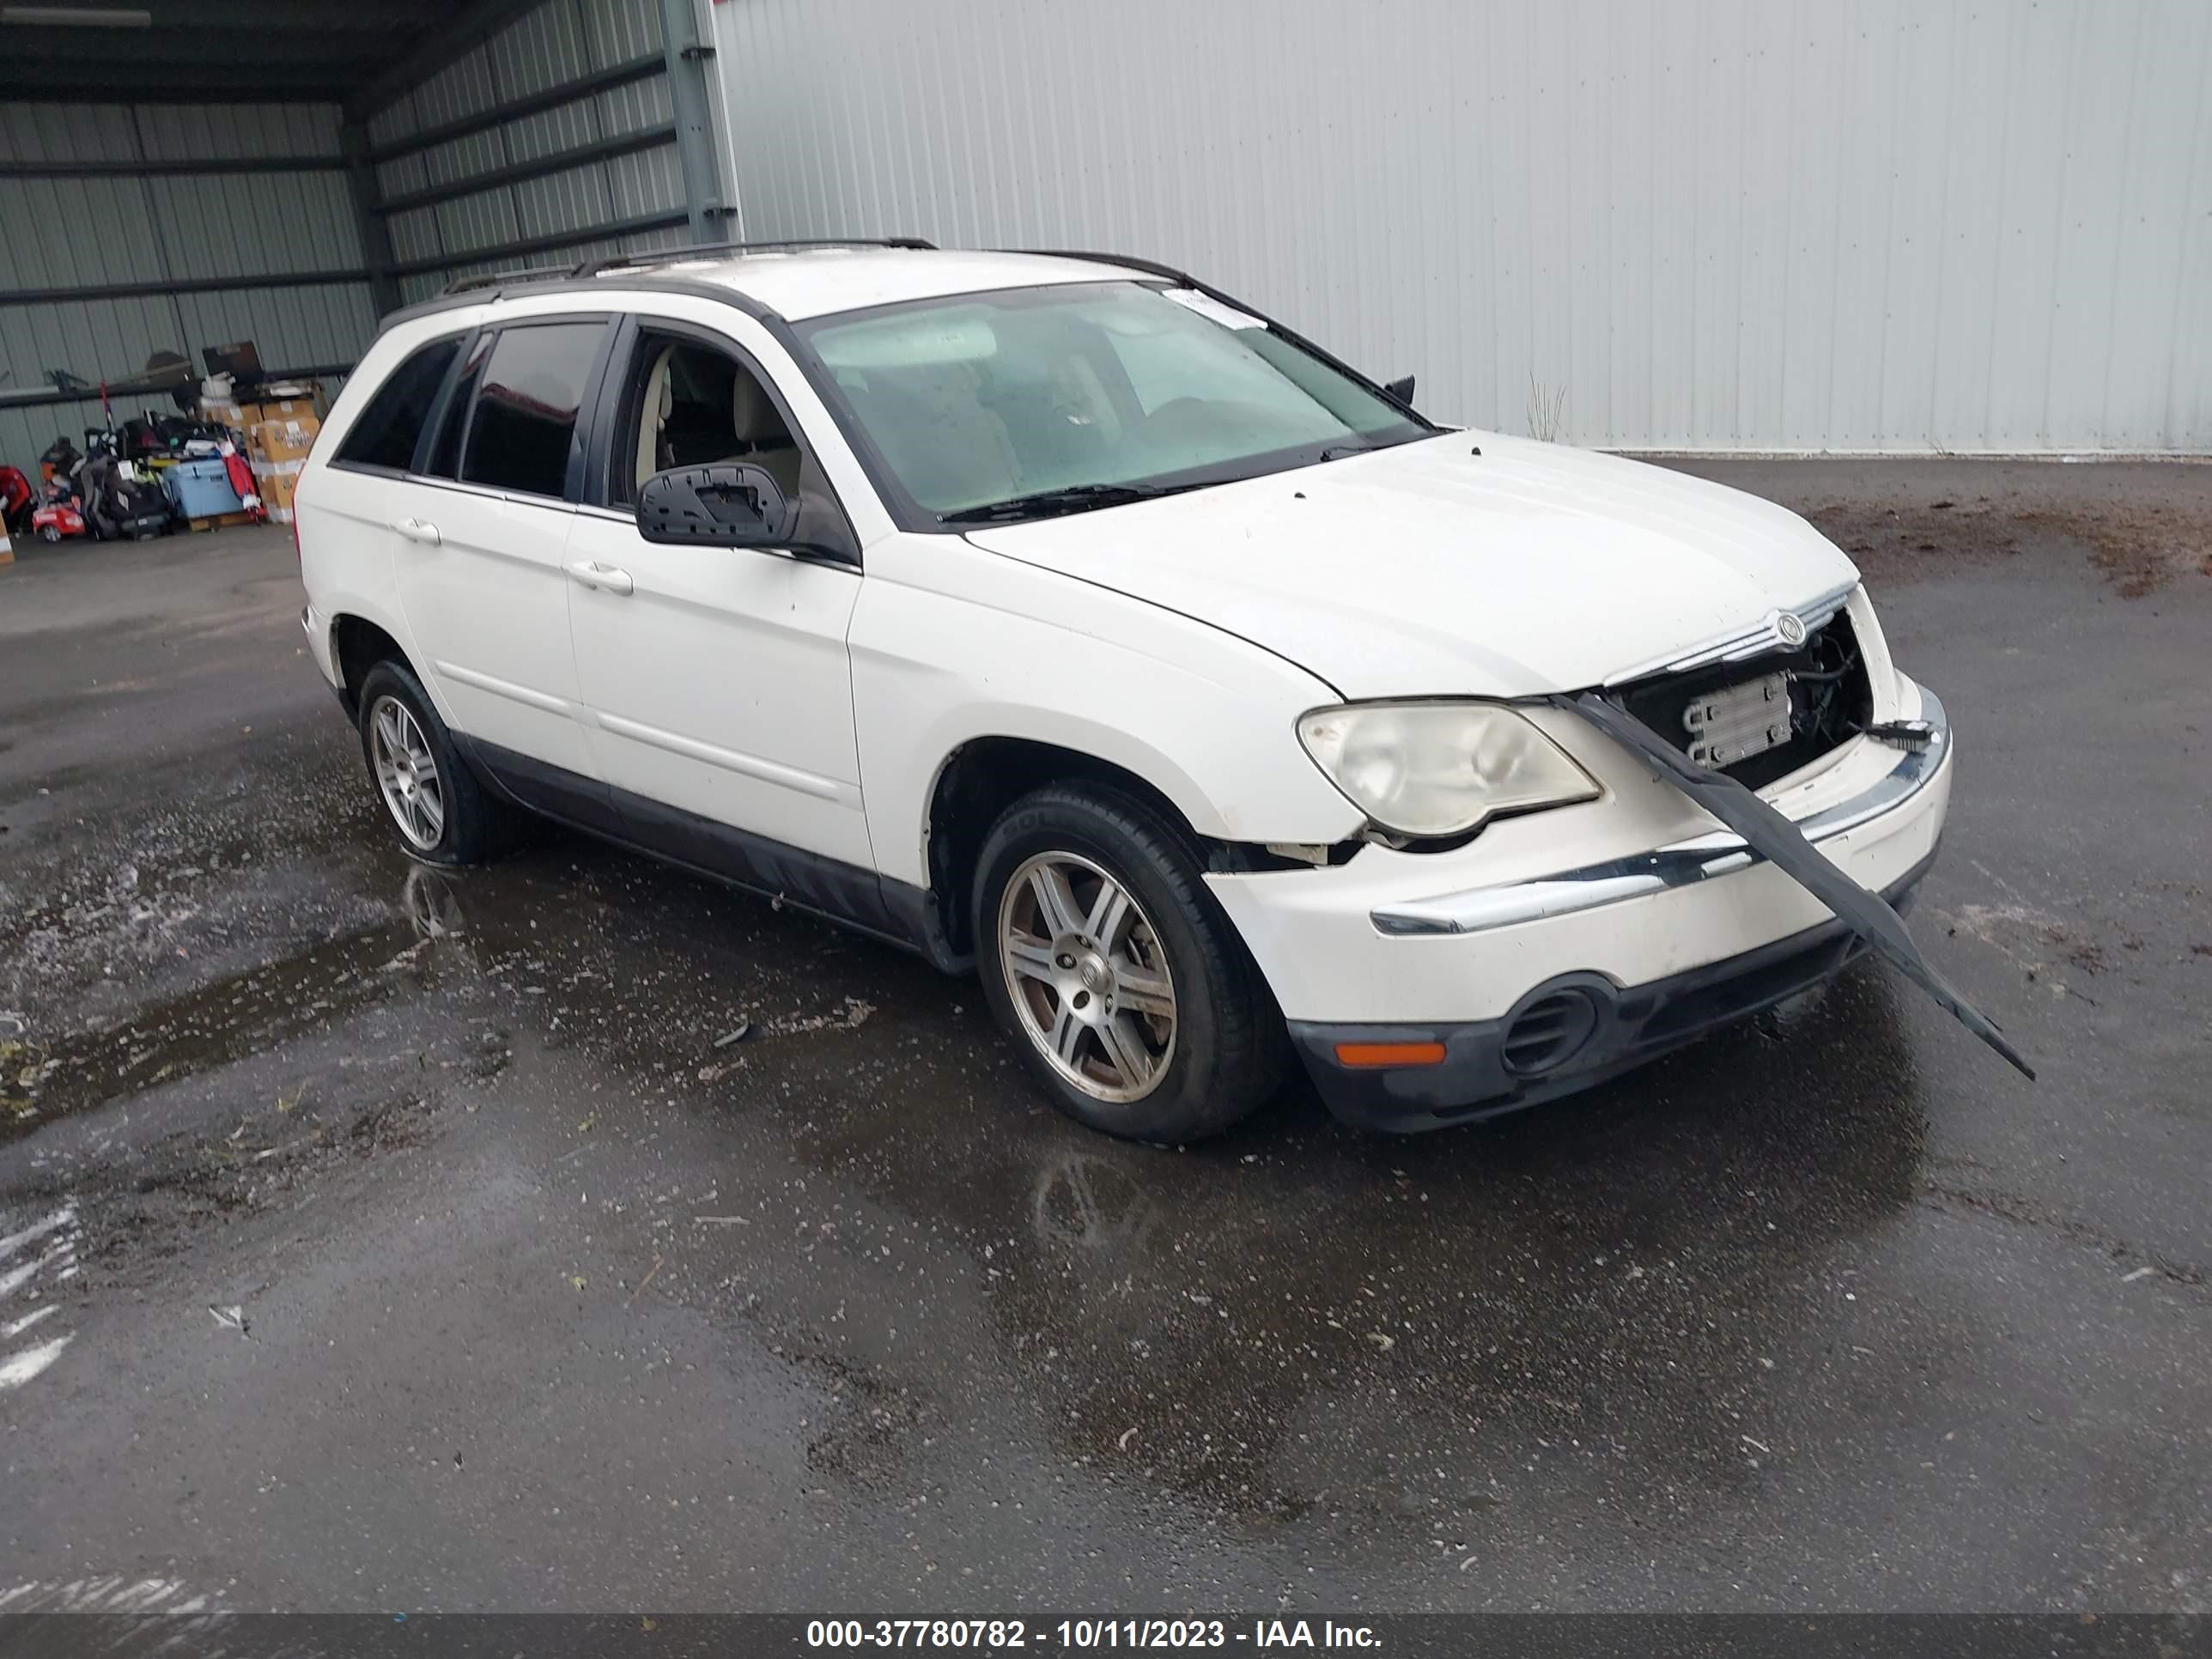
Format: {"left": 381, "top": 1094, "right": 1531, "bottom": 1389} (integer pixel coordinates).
{"left": 333, "top": 337, "right": 461, "bottom": 471}
{"left": 611, "top": 334, "right": 799, "bottom": 505}
{"left": 459, "top": 321, "right": 605, "bottom": 500}
{"left": 424, "top": 332, "right": 490, "bottom": 481}
{"left": 608, "top": 327, "right": 857, "bottom": 562}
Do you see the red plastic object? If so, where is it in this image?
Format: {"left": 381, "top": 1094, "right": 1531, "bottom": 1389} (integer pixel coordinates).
{"left": 31, "top": 501, "right": 88, "bottom": 543}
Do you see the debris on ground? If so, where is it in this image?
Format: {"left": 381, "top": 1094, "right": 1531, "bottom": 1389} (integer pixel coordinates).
{"left": 712, "top": 1021, "right": 751, "bottom": 1049}
{"left": 207, "top": 1304, "right": 249, "bottom": 1338}
{"left": 763, "top": 999, "right": 875, "bottom": 1037}
{"left": 625, "top": 1253, "right": 665, "bottom": 1307}
{"left": 1808, "top": 495, "right": 2212, "bottom": 599}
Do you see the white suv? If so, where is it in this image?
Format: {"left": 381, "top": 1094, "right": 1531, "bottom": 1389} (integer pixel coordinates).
{"left": 298, "top": 240, "right": 1957, "bottom": 1142}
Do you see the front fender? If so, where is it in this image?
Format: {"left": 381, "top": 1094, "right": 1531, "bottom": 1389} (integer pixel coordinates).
{"left": 850, "top": 537, "right": 1364, "bottom": 890}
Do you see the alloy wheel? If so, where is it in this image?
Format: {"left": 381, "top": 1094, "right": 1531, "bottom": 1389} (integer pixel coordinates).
{"left": 368, "top": 695, "right": 446, "bottom": 853}
{"left": 996, "top": 851, "right": 1178, "bottom": 1103}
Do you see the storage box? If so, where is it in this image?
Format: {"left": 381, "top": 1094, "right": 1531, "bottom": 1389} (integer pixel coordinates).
{"left": 243, "top": 394, "right": 319, "bottom": 427}
{"left": 247, "top": 414, "right": 319, "bottom": 465}
{"left": 202, "top": 380, "right": 325, "bottom": 435}
{"left": 254, "top": 469, "right": 300, "bottom": 521}
{"left": 163, "top": 456, "right": 246, "bottom": 519}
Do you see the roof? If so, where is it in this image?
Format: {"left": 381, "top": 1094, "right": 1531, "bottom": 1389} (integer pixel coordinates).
{"left": 597, "top": 247, "right": 1153, "bottom": 322}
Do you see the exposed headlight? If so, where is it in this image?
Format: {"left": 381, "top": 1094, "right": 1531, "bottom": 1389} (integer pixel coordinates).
{"left": 1297, "top": 702, "right": 1600, "bottom": 838}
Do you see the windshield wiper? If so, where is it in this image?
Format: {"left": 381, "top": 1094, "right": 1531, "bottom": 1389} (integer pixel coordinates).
{"left": 938, "top": 481, "right": 1198, "bottom": 526}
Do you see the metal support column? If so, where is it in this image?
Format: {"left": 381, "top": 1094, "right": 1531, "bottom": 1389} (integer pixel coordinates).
{"left": 342, "top": 120, "right": 404, "bottom": 319}
{"left": 659, "top": 0, "right": 726, "bottom": 245}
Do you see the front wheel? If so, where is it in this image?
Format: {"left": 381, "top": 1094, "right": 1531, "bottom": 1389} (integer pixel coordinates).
{"left": 973, "top": 783, "right": 1287, "bottom": 1143}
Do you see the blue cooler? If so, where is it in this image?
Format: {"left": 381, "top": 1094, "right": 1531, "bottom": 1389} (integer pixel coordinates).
{"left": 164, "top": 458, "right": 245, "bottom": 518}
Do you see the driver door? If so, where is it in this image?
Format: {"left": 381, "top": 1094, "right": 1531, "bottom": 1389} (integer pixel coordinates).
{"left": 563, "top": 314, "right": 874, "bottom": 875}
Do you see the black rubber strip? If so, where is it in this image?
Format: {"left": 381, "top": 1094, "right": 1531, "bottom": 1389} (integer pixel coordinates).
{"left": 1553, "top": 691, "right": 2034, "bottom": 1080}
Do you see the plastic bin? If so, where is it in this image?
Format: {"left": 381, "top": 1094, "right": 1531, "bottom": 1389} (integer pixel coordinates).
{"left": 163, "top": 457, "right": 244, "bottom": 520}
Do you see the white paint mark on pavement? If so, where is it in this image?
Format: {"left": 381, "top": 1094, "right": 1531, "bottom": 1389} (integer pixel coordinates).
{"left": 0, "top": 1333, "right": 73, "bottom": 1390}
{"left": 1, "top": 1305, "right": 58, "bottom": 1340}
{"left": 0, "top": 1576, "right": 215, "bottom": 1613}
{"left": 0, "top": 1203, "right": 74, "bottom": 1261}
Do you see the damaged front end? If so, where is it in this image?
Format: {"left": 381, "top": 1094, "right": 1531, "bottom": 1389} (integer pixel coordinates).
{"left": 1551, "top": 687, "right": 2033, "bottom": 1080}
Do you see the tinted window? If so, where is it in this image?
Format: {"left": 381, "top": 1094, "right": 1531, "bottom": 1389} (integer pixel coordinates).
{"left": 334, "top": 337, "right": 460, "bottom": 471}
{"left": 425, "top": 333, "right": 489, "bottom": 480}
{"left": 460, "top": 322, "right": 605, "bottom": 498}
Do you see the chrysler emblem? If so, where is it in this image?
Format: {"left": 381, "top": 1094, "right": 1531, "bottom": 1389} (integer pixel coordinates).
{"left": 1775, "top": 611, "right": 1808, "bottom": 647}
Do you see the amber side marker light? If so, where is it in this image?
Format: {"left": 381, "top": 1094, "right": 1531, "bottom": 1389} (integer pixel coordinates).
{"left": 1334, "top": 1041, "right": 1448, "bottom": 1068}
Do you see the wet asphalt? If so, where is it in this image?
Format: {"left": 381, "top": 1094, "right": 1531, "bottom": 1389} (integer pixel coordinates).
{"left": 0, "top": 459, "right": 2206, "bottom": 1613}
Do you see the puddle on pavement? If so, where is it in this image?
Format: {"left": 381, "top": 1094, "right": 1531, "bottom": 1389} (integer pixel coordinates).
{"left": 3, "top": 714, "right": 1948, "bottom": 1534}
{"left": 1, "top": 917, "right": 425, "bottom": 1141}
{"left": 747, "top": 964, "right": 1933, "bottom": 1523}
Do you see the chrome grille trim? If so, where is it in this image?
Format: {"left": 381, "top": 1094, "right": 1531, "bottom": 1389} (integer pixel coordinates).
{"left": 1603, "top": 579, "right": 1859, "bottom": 687}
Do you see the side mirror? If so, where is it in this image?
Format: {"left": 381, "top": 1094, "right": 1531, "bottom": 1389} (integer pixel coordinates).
{"left": 1382, "top": 374, "right": 1417, "bottom": 410}
{"left": 636, "top": 462, "right": 796, "bottom": 548}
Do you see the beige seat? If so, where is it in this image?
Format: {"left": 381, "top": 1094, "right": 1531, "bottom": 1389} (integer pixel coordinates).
{"left": 634, "top": 343, "right": 676, "bottom": 495}
{"left": 730, "top": 369, "right": 802, "bottom": 498}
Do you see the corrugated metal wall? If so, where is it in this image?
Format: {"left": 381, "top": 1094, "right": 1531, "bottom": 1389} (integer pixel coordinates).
{"left": 710, "top": 0, "right": 2212, "bottom": 455}
{"left": 367, "top": 0, "right": 690, "bottom": 307}
{"left": 0, "top": 103, "right": 374, "bottom": 476}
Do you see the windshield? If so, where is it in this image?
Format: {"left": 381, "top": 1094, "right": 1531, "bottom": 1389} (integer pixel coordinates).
{"left": 791, "top": 281, "right": 1429, "bottom": 524}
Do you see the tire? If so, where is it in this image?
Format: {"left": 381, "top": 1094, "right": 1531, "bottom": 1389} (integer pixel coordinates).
{"left": 39, "top": 525, "right": 59, "bottom": 543}
{"left": 356, "top": 659, "right": 511, "bottom": 866}
{"left": 972, "top": 782, "right": 1289, "bottom": 1143}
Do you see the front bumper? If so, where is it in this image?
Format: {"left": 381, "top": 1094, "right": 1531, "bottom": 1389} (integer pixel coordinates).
{"left": 1289, "top": 850, "right": 1934, "bottom": 1133}
{"left": 1206, "top": 678, "right": 1954, "bottom": 1130}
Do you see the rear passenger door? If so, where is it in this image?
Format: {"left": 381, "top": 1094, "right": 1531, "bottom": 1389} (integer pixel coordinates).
{"left": 390, "top": 316, "right": 620, "bottom": 828}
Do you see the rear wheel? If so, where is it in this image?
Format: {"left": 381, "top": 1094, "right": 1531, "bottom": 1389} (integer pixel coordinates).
{"left": 356, "top": 659, "right": 510, "bottom": 865}
{"left": 974, "top": 783, "right": 1287, "bottom": 1143}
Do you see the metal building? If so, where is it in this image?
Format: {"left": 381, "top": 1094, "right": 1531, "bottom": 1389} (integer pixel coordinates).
{"left": 0, "top": 0, "right": 720, "bottom": 471}
{"left": 708, "top": 0, "right": 2212, "bottom": 455}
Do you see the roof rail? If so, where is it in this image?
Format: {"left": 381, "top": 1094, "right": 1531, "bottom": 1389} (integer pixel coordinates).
{"left": 438, "top": 238, "right": 937, "bottom": 298}
{"left": 1004, "top": 247, "right": 1197, "bottom": 286}
{"left": 578, "top": 236, "right": 936, "bottom": 277}
{"left": 441, "top": 259, "right": 589, "bottom": 296}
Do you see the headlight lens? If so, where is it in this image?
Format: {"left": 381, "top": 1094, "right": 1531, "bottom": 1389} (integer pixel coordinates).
{"left": 1297, "top": 702, "right": 1600, "bottom": 838}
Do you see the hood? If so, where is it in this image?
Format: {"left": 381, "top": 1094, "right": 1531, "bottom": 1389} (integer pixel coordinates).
{"left": 963, "top": 433, "right": 1861, "bottom": 697}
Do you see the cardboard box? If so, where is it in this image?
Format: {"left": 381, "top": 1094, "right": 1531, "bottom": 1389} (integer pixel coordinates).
{"left": 254, "top": 470, "right": 300, "bottom": 514}
{"left": 247, "top": 414, "right": 319, "bottom": 466}
{"left": 202, "top": 380, "right": 325, "bottom": 434}
{"left": 242, "top": 393, "right": 320, "bottom": 427}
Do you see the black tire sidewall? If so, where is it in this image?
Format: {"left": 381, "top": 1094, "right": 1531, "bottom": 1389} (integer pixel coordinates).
{"left": 972, "top": 787, "right": 1272, "bottom": 1144}
{"left": 356, "top": 660, "right": 482, "bottom": 866}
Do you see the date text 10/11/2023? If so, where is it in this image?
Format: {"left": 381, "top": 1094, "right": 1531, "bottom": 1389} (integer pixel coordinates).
{"left": 805, "top": 1619, "right": 1382, "bottom": 1649}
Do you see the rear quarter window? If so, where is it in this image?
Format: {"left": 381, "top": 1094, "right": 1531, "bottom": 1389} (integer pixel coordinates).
{"left": 334, "top": 337, "right": 463, "bottom": 471}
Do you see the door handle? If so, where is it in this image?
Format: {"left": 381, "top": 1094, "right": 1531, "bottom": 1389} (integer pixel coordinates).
{"left": 565, "top": 559, "right": 635, "bottom": 596}
{"left": 391, "top": 517, "right": 441, "bottom": 546}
